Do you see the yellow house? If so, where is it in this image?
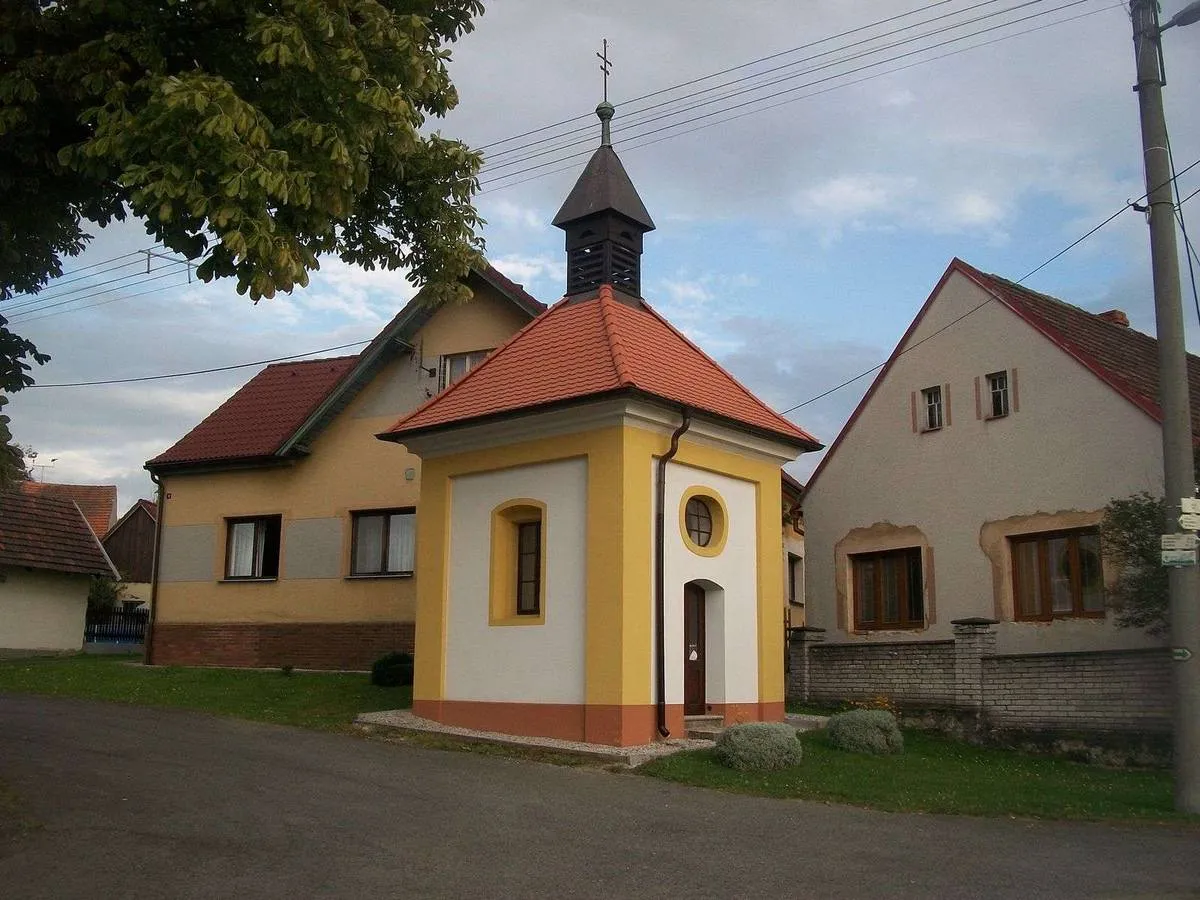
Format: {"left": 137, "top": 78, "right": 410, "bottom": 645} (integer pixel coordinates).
{"left": 143, "top": 266, "right": 543, "bottom": 669}
{"left": 377, "top": 103, "right": 822, "bottom": 746}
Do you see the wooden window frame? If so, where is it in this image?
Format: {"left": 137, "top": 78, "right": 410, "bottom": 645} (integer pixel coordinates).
{"left": 1011, "top": 528, "right": 1104, "bottom": 621}
{"left": 921, "top": 386, "right": 943, "bottom": 431}
{"left": 851, "top": 547, "right": 925, "bottom": 631}
{"left": 515, "top": 521, "right": 541, "bottom": 616}
{"left": 684, "top": 497, "right": 713, "bottom": 547}
{"left": 986, "top": 370, "right": 1010, "bottom": 419}
{"left": 350, "top": 507, "right": 416, "bottom": 577}
{"left": 224, "top": 515, "right": 282, "bottom": 580}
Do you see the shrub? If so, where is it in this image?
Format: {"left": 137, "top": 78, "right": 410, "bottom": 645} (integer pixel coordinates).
{"left": 370, "top": 651, "right": 414, "bottom": 687}
{"left": 714, "top": 722, "right": 803, "bottom": 771}
{"left": 826, "top": 709, "right": 904, "bottom": 755}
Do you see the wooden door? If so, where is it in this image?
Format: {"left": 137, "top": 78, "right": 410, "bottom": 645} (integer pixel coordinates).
{"left": 684, "top": 583, "right": 706, "bottom": 715}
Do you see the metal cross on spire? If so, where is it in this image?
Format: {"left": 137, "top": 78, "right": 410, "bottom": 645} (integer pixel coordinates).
{"left": 596, "top": 39, "right": 611, "bottom": 102}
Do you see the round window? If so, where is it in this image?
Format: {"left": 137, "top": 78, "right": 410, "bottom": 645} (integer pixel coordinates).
{"left": 685, "top": 497, "right": 713, "bottom": 547}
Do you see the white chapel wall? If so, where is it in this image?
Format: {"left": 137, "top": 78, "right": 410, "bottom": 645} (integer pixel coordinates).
{"left": 658, "top": 460, "right": 761, "bottom": 706}
{"left": 445, "top": 457, "right": 588, "bottom": 703}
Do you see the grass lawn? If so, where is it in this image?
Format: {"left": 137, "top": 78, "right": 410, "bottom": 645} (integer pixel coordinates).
{"left": 640, "top": 728, "right": 1190, "bottom": 823}
{"left": 0, "top": 654, "right": 410, "bottom": 731}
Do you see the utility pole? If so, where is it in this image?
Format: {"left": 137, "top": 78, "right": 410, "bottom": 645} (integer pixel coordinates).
{"left": 1130, "top": 0, "right": 1200, "bottom": 814}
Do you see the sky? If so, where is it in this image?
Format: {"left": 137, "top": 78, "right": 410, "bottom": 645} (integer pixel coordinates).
{"left": 7, "top": 0, "right": 1200, "bottom": 513}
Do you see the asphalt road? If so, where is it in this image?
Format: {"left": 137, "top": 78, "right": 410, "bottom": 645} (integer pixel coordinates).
{"left": 0, "top": 695, "right": 1197, "bottom": 899}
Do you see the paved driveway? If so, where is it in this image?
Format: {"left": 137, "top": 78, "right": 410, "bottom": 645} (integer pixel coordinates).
{"left": 1, "top": 694, "right": 1197, "bottom": 899}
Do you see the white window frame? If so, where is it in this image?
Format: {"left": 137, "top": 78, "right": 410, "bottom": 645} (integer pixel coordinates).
{"left": 986, "top": 370, "right": 1010, "bottom": 418}
{"left": 438, "top": 349, "right": 492, "bottom": 391}
{"left": 921, "top": 386, "right": 943, "bottom": 431}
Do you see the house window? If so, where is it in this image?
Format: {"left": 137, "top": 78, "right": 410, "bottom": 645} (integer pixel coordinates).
{"left": 516, "top": 521, "right": 541, "bottom": 615}
{"left": 489, "top": 501, "right": 546, "bottom": 624}
{"left": 351, "top": 509, "right": 415, "bottom": 576}
{"left": 225, "top": 516, "right": 281, "bottom": 579}
{"left": 921, "top": 386, "right": 943, "bottom": 431}
{"left": 1011, "top": 529, "right": 1104, "bottom": 620}
{"left": 852, "top": 547, "right": 924, "bottom": 630}
{"left": 438, "top": 349, "right": 491, "bottom": 391}
{"left": 788, "top": 553, "right": 805, "bottom": 606}
{"left": 986, "top": 371, "right": 1009, "bottom": 418}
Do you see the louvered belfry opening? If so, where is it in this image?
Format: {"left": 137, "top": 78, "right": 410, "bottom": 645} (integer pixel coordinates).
{"left": 553, "top": 102, "right": 655, "bottom": 300}
{"left": 564, "top": 212, "right": 645, "bottom": 296}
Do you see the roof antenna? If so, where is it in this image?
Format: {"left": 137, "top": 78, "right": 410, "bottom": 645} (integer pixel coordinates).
{"left": 596, "top": 39, "right": 613, "bottom": 147}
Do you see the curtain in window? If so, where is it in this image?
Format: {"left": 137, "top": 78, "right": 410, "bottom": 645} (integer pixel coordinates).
{"left": 229, "top": 522, "right": 258, "bottom": 577}
{"left": 355, "top": 515, "right": 384, "bottom": 574}
{"left": 387, "top": 513, "right": 415, "bottom": 573}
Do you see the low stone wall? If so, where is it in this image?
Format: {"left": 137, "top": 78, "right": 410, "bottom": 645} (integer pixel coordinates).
{"left": 788, "top": 622, "right": 1172, "bottom": 749}
{"left": 983, "top": 648, "right": 1171, "bottom": 734}
{"left": 149, "top": 621, "right": 415, "bottom": 671}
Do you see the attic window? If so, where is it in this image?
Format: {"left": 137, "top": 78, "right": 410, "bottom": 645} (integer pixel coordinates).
{"left": 986, "top": 371, "right": 1009, "bottom": 418}
{"left": 921, "top": 386, "right": 943, "bottom": 431}
{"left": 439, "top": 349, "right": 491, "bottom": 391}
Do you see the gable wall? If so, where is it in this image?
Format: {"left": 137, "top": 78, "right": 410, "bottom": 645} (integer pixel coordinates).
{"left": 153, "top": 283, "right": 535, "bottom": 646}
{"left": 804, "top": 270, "right": 1165, "bottom": 653}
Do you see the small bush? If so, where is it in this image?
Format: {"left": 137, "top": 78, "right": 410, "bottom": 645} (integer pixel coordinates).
{"left": 370, "top": 651, "right": 414, "bottom": 687}
{"left": 714, "top": 722, "right": 803, "bottom": 771}
{"left": 826, "top": 709, "right": 904, "bottom": 755}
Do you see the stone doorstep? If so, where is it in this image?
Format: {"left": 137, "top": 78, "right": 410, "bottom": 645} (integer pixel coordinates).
{"left": 354, "top": 709, "right": 711, "bottom": 767}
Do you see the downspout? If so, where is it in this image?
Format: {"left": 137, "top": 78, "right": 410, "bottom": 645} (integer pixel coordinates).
{"left": 144, "top": 472, "right": 165, "bottom": 666}
{"left": 655, "top": 408, "right": 691, "bottom": 737}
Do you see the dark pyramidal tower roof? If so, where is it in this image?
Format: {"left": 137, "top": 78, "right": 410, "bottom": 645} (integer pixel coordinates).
{"left": 552, "top": 101, "right": 655, "bottom": 298}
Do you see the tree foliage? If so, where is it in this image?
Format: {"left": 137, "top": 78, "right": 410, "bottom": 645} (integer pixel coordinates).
{"left": 1100, "top": 492, "right": 1169, "bottom": 636}
{"left": 0, "top": 0, "right": 487, "bottom": 452}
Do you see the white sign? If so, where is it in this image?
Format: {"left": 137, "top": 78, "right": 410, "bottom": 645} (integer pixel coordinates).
{"left": 1162, "top": 533, "right": 1199, "bottom": 551}
{"left": 1182, "top": 498, "right": 1200, "bottom": 514}
{"left": 1179, "top": 513, "right": 1200, "bottom": 532}
{"left": 1162, "top": 549, "right": 1197, "bottom": 567}
{"left": 1173, "top": 648, "right": 1194, "bottom": 662}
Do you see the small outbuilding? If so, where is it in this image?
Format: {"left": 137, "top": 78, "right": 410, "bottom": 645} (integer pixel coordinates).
{"left": 0, "top": 490, "right": 118, "bottom": 653}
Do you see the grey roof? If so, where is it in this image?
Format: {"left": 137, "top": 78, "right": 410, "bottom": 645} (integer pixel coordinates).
{"left": 551, "top": 146, "right": 656, "bottom": 232}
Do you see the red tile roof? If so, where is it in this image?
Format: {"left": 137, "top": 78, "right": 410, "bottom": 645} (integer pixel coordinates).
{"left": 384, "top": 285, "right": 821, "bottom": 448}
{"left": 147, "top": 356, "right": 360, "bottom": 469}
{"left": 955, "top": 259, "right": 1200, "bottom": 437}
{"left": 17, "top": 481, "right": 117, "bottom": 537}
{"left": 147, "top": 263, "right": 544, "bottom": 473}
{"left": 0, "top": 491, "right": 117, "bottom": 577}
{"left": 135, "top": 498, "right": 158, "bottom": 521}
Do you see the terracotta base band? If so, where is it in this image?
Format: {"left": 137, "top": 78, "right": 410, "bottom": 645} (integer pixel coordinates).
{"left": 412, "top": 698, "right": 781, "bottom": 746}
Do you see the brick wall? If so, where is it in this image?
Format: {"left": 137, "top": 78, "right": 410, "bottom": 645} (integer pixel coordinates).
{"left": 800, "top": 640, "right": 957, "bottom": 706}
{"left": 788, "top": 623, "right": 1171, "bottom": 739}
{"left": 983, "top": 648, "right": 1171, "bottom": 733}
{"left": 150, "top": 622, "right": 415, "bottom": 671}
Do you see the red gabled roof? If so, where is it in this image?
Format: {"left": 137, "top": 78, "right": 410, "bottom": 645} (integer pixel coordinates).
{"left": 955, "top": 259, "right": 1200, "bottom": 437}
{"left": 0, "top": 491, "right": 117, "bottom": 577}
{"left": 17, "top": 481, "right": 117, "bottom": 537}
{"left": 147, "top": 356, "right": 360, "bottom": 469}
{"left": 104, "top": 498, "right": 158, "bottom": 539}
{"left": 384, "top": 285, "right": 821, "bottom": 448}
{"left": 806, "top": 257, "right": 1200, "bottom": 490}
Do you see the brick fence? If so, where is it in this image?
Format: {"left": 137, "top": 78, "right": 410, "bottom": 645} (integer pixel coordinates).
{"left": 150, "top": 621, "right": 415, "bottom": 671}
{"left": 788, "top": 620, "right": 1172, "bottom": 738}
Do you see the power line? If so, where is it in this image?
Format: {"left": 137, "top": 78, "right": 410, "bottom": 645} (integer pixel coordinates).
{"left": 481, "top": 0, "right": 1109, "bottom": 189}
{"left": 7, "top": 266, "right": 191, "bottom": 323}
{"left": 483, "top": 0, "right": 1069, "bottom": 178}
{"left": 778, "top": 156, "right": 1200, "bottom": 416}
{"left": 482, "top": 0, "right": 1015, "bottom": 166}
{"left": 13, "top": 276, "right": 194, "bottom": 326}
{"left": 26, "top": 341, "right": 372, "bottom": 389}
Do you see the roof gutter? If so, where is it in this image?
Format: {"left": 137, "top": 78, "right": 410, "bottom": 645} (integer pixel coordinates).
{"left": 144, "top": 471, "right": 165, "bottom": 666}
{"left": 655, "top": 408, "right": 691, "bottom": 738}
